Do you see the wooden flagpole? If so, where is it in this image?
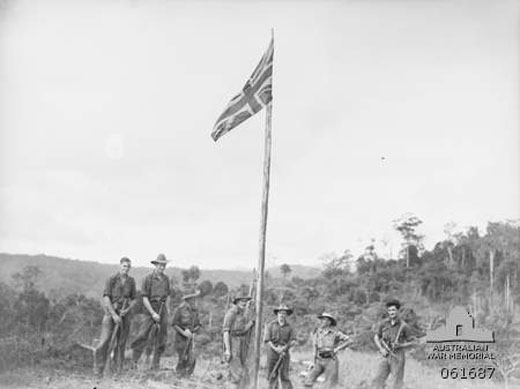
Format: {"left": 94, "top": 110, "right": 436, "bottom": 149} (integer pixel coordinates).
{"left": 251, "top": 29, "right": 274, "bottom": 388}
{"left": 251, "top": 99, "right": 273, "bottom": 389}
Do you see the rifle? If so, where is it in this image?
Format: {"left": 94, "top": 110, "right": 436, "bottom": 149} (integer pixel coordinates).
{"left": 149, "top": 301, "right": 165, "bottom": 369}
{"left": 380, "top": 320, "right": 406, "bottom": 360}
{"left": 103, "top": 298, "right": 128, "bottom": 377}
{"left": 268, "top": 347, "right": 288, "bottom": 381}
{"left": 181, "top": 312, "right": 196, "bottom": 362}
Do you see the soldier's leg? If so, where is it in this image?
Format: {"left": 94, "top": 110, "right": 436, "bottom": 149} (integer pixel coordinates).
{"left": 323, "top": 358, "right": 339, "bottom": 389}
{"left": 266, "top": 350, "right": 279, "bottom": 389}
{"left": 130, "top": 315, "right": 154, "bottom": 363}
{"left": 115, "top": 315, "right": 131, "bottom": 373}
{"left": 388, "top": 352, "right": 406, "bottom": 389}
{"left": 186, "top": 344, "right": 197, "bottom": 377}
{"left": 151, "top": 310, "right": 168, "bottom": 369}
{"left": 94, "top": 314, "right": 113, "bottom": 375}
{"left": 175, "top": 347, "right": 186, "bottom": 376}
{"left": 303, "top": 359, "right": 325, "bottom": 387}
{"left": 279, "top": 353, "right": 293, "bottom": 389}
{"left": 371, "top": 355, "right": 391, "bottom": 389}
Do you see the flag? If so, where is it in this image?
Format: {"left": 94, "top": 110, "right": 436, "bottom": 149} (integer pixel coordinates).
{"left": 211, "top": 38, "right": 273, "bottom": 142}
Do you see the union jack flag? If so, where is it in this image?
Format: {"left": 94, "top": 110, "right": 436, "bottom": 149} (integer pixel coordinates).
{"left": 211, "top": 38, "right": 273, "bottom": 142}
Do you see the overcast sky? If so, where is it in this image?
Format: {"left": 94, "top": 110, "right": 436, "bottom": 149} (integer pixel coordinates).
{"left": 0, "top": 0, "right": 518, "bottom": 270}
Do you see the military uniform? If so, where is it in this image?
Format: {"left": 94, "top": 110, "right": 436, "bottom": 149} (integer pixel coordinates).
{"left": 130, "top": 271, "right": 170, "bottom": 369}
{"left": 222, "top": 304, "right": 252, "bottom": 388}
{"left": 304, "top": 326, "right": 349, "bottom": 388}
{"left": 264, "top": 319, "right": 295, "bottom": 389}
{"left": 372, "top": 317, "right": 413, "bottom": 389}
{"left": 95, "top": 272, "right": 136, "bottom": 375}
{"left": 172, "top": 300, "right": 201, "bottom": 377}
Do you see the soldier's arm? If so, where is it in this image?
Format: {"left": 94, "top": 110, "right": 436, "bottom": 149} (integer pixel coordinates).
{"left": 222, "top": 309, "right": 235, "bottom": 358}
{"left": 103, "top": 295, "right": 121, "bottom": 323}
{"left": 193, "top": 312, "right": 201, "bottom": 333}
{"left": 333, "top": 331, "right": 350, "bottom": 353}
{"left": 374, "top": 333, "right": 388, "bottom": 356}
{"left": 123, "top": 278, "right": 137, "bottom": 315}
{"left": 263, "top": 323, "right": 280, "bottom": 352}
{"left": 102, "top": 278, "right": 121, "bottom": 323}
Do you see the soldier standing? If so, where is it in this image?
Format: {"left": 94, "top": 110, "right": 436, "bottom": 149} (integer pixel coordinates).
{"left": 222, "top": 294, "right": 255, "bottom": 389}
{"left": 172, "top": 289, "right": 202, "bottom": 378}
{"left": 94, "top": 257, "right": 137, "bottom": 376}
{"left": 304, "top": 312, "right": 350, "bottom": 389}
{"left": 264, "top": 304, "right": 297, "bottom": 389}
{"left": 372, "top": 299, "right": 415, "bottom": 389}
{"left": 130, "top": 253, "right": 171, "bottom": 370}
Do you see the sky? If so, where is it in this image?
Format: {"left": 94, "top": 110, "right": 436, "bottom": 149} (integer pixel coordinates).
{"left": 0, "top": 0, "right": 518, "bottom": 270}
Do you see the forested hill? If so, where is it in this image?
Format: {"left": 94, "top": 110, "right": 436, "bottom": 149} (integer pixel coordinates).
{"left": 0, "top": 253, "right": 318, "bottom": 299}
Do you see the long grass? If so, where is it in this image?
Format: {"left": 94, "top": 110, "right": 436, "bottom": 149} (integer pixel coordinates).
{"left": 1, "top": 351, "right": 519, "bottom": 389}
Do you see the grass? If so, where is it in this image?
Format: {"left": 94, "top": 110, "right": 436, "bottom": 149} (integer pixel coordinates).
{"left": 0, "top": 351, "right": 519, "bottom": 389}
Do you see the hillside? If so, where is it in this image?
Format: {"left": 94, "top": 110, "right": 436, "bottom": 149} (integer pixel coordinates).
{"left": 0, "top": 253, "right": 319, "bottom": 299}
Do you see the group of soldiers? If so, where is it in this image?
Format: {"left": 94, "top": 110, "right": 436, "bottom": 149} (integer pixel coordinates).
{"left": 95, "top": 255, "right": 415, "bottom": 389}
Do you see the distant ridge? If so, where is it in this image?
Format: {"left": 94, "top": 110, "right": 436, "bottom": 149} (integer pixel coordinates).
{"left": 0, "top": 253, "right": 319, "bottom": 299}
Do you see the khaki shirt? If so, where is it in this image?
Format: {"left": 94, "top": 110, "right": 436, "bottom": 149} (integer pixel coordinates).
{"left": 222, "top": 305, "right": 249, "bottom": 337}
{"left": 312, "top": 327, "right": 349, "bottom": 352}
{"left": 375, "top": 317, "right": 412, "bottom": 347}
{"left": 141, "top": 272, "right": 170, "bottom": 302}
{"left": 264, "top": 319, "right": 295, "bottom": 346}
{"left": 103, "top": 273, "right": 136, "bottom": 307}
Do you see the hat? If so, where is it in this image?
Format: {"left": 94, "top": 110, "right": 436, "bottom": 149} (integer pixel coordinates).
{"left": 385, "top": 299, "right": 401, "bottom": 310}
{"left": 318, "top": 312, "right": 337, "bottom": 326}
{"left": 151, "top": 253, "right": 169, "bottom": 265}
{"left": 182, "top": 289, "right": 201, "bottom": 300}
{"left": 274, "top": 304, "right": 293, "bottom": 315}
{"left": 233, "top": 295, "right": 252, "bottom": 304}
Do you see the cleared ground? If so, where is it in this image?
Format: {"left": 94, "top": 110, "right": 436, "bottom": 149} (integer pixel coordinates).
{"left": 0, "top": 350, "right": 517, "bottom": 389}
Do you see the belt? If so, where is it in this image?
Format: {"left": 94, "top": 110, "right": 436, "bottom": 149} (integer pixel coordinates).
{"left": 318, "top": 351, "right": 335, "bottom": 359}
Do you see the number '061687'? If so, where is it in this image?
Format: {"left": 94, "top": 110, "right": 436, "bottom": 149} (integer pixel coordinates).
{"left": 440, "top": 367, "right": 495, "bottom": 379}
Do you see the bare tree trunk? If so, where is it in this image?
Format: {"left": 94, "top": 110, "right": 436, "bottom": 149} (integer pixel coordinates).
{"left": 489, "top": 250, "right": 494, "bottom": 306}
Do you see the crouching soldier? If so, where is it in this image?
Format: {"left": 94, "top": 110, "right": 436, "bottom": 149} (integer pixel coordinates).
{"left": 264, "top": 304, "right": 297, "bottom": 389}
{"left": 130, "top": 254, "right": 171, "bottom": 370}
{"left": 94, "top": 257, "right": 137, "bottom": 377}
{"left": 172, "top": 289, "right": 201, "bottom": 378}
{"left": 304, "top": 312, "right": 350, "bottom": 389}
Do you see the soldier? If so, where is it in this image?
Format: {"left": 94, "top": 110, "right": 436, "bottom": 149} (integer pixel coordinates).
{"left": 264, "top": 304, "right": 297, "bottom": 389}
{"left": 94, "top": 257, "right": 137, "bottom": 376}
{"left": 222, "top": 294, "right": 255, "bottom": 389}
{"left": 304, "top": 312, "right": 350, "bottom": 389}
{"left": 130, "top": 253, "right": 171, "bottom": 370}
{"left": 372, "top": 299, "right": 415, "bottom": 389}
{"left": 172, "top": 289, "right": 202, "bottom": 378}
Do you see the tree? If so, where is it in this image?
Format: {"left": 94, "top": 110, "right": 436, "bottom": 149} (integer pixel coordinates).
{"left": 213, "top": 281, "right": 229, "bottom": 297}
{"left": 322, "top": 250, "right": 353, "bottom": 278}
{"left": 280, "top": 264, "right": 292, "bottom": 279}
{"left": 199, "top": 280, "right": 213, "bottom": 297}
{"left": 393, "top": 213, "right": 424, "bottom": 268}
{"left": 12, "top": 265, "right": 42, "bottom": 292}
{"left": 182, "top": 265, "right": 201, "bottom": 286}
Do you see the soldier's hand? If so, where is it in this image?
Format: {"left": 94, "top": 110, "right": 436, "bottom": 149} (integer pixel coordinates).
{"left": 112, "top": 314, "right": 122, "bottom": 324}
{"left": 184, "top": 329, "right": 193, "bottom": 339}
{"left": 380, "top": 349, "right": 389, "bottom": 357}
{"left": 246, "top": 320, "right": 255, "bottom": 330}
{"left": 223, "top": 350, "right": 231, "bottom": 363}
{"left": 152, "top": 312, "right": 161, "bottom": 322}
